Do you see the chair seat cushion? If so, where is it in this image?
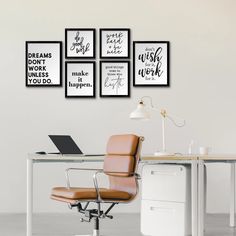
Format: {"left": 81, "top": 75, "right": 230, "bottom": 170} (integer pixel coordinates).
{"left": 51, "top": 187, "right": 132, "bottom": 201}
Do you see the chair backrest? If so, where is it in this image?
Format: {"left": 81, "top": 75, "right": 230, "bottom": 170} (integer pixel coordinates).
{"left": 103, "top": 134, "right": 143, "bottom": 198}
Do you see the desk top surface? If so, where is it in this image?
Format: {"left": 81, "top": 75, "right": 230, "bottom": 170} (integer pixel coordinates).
{"left": 143, "top": 154, "right": 236, "bottom": 161}
{"left": 28, "top": 153, "right": 105, "bottom": 162}
{"left": 28, "top": 153, "right": 196, "bottom": 163}
{"left": 28, "top": 153, "right": 236, "bottom": 162}
{"left": 144, "top": 154, "right": 236, "bottom": 161}
{"left": 141, "top": 154, "right": 197, "bottom": 161}
{"left": 198, "top": 154, "right": 236, "bottom": 161}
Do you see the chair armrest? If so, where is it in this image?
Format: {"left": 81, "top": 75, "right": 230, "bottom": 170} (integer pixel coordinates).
{"left": 65, "top": 168, "right": 103, "bottom": 188}
{"left": 103, "top": 171, "right": 141, "bottom": 179}
{"left": 66, "top": 168, "right": 141, "bottom": 202}
{"left": 93, "top": 170, "right": 141, "bottom": 202}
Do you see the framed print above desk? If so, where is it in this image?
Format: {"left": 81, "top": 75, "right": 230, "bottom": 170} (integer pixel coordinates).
{"left": 100, "top": 61, "right": 130, "bottom": 97}
{"left": 65, "top": 28, "right": 96, "bottom": 59}
{"left": 25, "top": 41, "right": 62, "bottom": 87}
{"left": 65, "top": 61, "right": 95, "bottom": 98}
{"left": 133, "top": 41, "right": 170, "bottom": 87}
{"left": 100, "top": 28, "right": 130, "bottom": 59}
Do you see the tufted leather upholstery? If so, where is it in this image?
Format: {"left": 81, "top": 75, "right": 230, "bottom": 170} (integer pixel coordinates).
{"left": 51, "top": 134, "right": 141, "bottom": 203}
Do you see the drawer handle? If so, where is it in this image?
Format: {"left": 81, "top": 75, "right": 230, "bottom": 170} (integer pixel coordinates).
{"left": 151, "top": 171, "right": 177, "bottom": 176}
{"left": 150, "top": 206, "right": 175, "bottom": 213}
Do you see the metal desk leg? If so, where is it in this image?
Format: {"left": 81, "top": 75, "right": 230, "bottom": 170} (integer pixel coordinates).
{"left": 27, "top": 158, "right": 33, "bottom": 236}
{"left": 198, "top": 160, "right": 205, "bottom": 236}
{"left": 191, "top": 160, "right": 198, "bottom": 236}
{"left": 230, "top": 163, "right": 235, "bottom": 227}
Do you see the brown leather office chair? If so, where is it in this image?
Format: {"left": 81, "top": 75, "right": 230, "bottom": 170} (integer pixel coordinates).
{"left": 51, "top": 134, "right": 144, "bottom": 236}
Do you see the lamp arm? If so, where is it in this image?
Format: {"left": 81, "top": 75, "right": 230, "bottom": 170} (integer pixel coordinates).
{"left": 140, "top": 95, "right": 186, "bottom": 127}
{"left": 166, "top": 115, "right": 186, "bottom": 127}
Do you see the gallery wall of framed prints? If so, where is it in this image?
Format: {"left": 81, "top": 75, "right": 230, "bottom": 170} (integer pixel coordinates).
{"left": 25, "top": 28, "right": 170, "bottom": 98}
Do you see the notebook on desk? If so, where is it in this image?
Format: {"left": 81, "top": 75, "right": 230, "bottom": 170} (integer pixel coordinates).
{"left": 48, "top": 135, "right": 104, "bottom": 156}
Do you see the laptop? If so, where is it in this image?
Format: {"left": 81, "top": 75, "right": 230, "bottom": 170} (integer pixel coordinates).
{"left": 48, "top": 135, "right": 103, "bottom": 156}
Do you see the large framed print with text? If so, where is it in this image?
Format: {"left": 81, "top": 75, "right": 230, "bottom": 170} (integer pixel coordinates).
{"left": 65, "top": 61, "right": 95, "bottom": 98}
{"left": 100, "top": 61, "right": 130, "bottom": 97}
{"left": 133, "top": 41, "right": 170, "bottom": 86}
{"left": 65, "top": 28, "right": 96, "bottom": 59}
{"left": 100, "top": 28, "right": 130, "bottom": 59}
{"left": 25, "top": 41, "right": 62, "bottom": 87}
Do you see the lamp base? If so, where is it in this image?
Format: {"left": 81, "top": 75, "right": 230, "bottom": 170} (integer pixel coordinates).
{"left": 154, "top": 151, "right": 175, "bottom": 156}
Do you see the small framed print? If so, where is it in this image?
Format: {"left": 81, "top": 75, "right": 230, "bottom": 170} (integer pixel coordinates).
{"left": 100, "top": 28, "right": 130, "bottom": 59}
{"left": 100, "top": 61, "right": 130, "bottom": 97}
{"left": 65, "top": 28, "right": 96, "bottom": 59}
{"left": 25, "top": 41, "right": 62, "bottom": 87}
{"left": 65, "top": 61, "right": 95, "bottom": 98}
{"left": 133, "top": 41, "right": 170, "bottom": 86}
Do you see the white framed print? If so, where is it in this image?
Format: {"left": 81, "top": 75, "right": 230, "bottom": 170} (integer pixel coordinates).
{"left": 25, "top": 41, "right": 62, "bottom": 87}
{"left": 65, "top": 28, "right": 96, "bottom": 59}
{"left": 133, "top": 41, "right": 170, "bottom": 86}
{"left": 100, "top": 61, "right": 130, "bottom": 97}
{"left": 65, "top": 61, "right": 95, "bottom": 98}
{"left": 100, "top": 28, "right": 130, "bottom": 59}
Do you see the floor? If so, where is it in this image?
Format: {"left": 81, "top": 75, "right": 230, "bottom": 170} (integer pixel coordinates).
{"left": 1, "top": 213, "right": 236, "bottom": 236}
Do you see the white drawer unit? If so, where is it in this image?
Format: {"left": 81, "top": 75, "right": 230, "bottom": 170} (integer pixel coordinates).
{"left": 141, "top": 164, "right": 191, "bottom": 236}
{"left": 141, "top": 200, "right": 185, "bottom": 236}
{"left": 142, "top": 164, "right": 190, "bottom": 202}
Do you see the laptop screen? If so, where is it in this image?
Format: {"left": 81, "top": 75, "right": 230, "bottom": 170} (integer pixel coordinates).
{"left": 48, "top": 135, "right": 83, "bottom": 154}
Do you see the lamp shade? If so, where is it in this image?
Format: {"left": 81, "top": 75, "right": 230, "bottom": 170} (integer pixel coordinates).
{"left": 129, "top": 102, "right": 150, "bottom": 120}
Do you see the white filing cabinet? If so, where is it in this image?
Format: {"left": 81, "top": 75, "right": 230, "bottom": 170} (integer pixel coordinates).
{"left": 141, "top": 164, "right": 191, "bottom": 236}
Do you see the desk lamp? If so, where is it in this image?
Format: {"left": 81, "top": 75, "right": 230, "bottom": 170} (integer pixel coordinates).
{"left": 130, "top": 96, "right": 185, "bottom": 156}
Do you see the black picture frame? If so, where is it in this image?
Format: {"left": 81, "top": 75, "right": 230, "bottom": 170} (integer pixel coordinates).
{"left": 25, "top": 41, "right": 62, "bottom": 87}
{"left": 100, "top": 61, "right": 130, "bottom": 97}
{"left": 65, "top": 28, "right": 96, "bottom": 59}
{"left": 133, "top": 41, "right": 170, "bottom": 87}
{"left": 100, "top": 28, "right": 130, "bottom": 59}
{"left": 65, "top": 61, "right": 96, "bottom": 98}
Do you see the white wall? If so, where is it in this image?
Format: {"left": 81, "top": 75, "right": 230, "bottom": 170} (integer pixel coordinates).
{"left": 0, "top": 0, "right": 235, "bottom": 213}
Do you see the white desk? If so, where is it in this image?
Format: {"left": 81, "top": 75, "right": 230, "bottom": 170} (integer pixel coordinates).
{"left": 26, "top": 153, "right": 236, "bottom": 236}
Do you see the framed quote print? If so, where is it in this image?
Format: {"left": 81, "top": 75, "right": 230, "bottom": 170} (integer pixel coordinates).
{"left": 100, "top": 61, "right": 130, "bottom": 97}
{"left": 65, "top": 28, "right": 96, "bottom": 59}
{"left": 133, "top": 41, "right": 170, "bottom": 86}
{"left": 100, "top": 28, "right": 130, "bottom": 59}
{"left": 25, "top": 41, "right": 62, "bottom": 87}
{"left": 65, "top": 61, "right": 95, "bottom": 98}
